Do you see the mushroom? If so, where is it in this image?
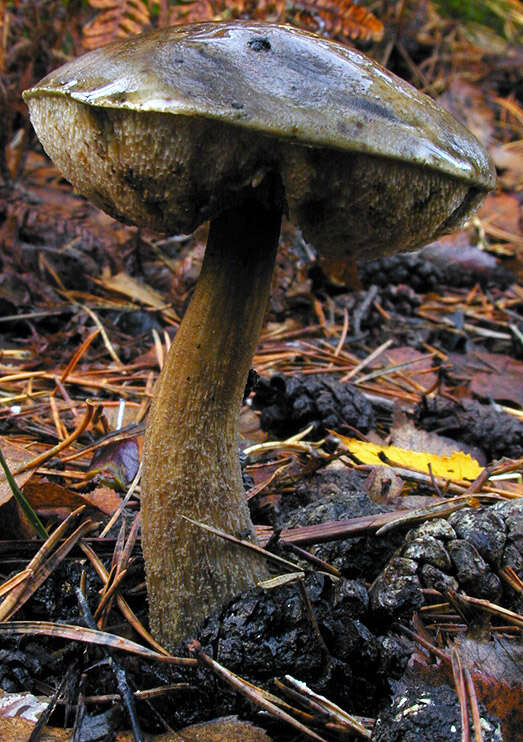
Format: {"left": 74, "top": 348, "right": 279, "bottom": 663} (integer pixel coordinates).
{"left": 23, "top": 21, "right": 495, "bottom": 650}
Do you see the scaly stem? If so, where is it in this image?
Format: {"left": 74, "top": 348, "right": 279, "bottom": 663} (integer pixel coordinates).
{"left": 142, "top": 188, "right": 281, "bottom": 650}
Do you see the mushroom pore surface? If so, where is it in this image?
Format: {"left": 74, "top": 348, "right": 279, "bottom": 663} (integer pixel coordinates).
{"left": 28, "top": 95, "right": 483, "bottom": 260}
{"left": 24, "top": 21, "right": 495, "bottom": 650}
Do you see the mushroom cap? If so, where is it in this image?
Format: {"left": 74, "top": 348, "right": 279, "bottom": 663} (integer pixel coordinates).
{"left": 24, "top": 21, "right": 495, "bottom": 258}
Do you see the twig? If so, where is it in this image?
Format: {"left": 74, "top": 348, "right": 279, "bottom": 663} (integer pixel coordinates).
{"left": 188, "top": 640, "right": 328, "bottom": 741}
{"left": 13, "top": 400, "right": 98, "bottom": 475}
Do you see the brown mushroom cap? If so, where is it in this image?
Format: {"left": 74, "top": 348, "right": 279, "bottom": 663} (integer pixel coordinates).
{"left": 24, "top": 21, "right": 495, "bottom": 261}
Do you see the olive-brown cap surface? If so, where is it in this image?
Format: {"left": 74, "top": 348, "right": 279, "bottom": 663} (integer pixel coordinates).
{"left": 24, "top": 21, "right": 495, "bottom": 259}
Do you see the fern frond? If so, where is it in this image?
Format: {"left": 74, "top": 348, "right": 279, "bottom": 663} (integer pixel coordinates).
{"left": 289, "top": 0, "right": 384, "bottom": 43}
{"left": 83, "top": 0, "right": 157, "bottom": 50}
{"left": 239, "top": 0, "right": 287, "bottom": 22}
{"left": 168, "top": 0, "right": 216, "bottom": 26}
{"left": 84, "top": 0, "right": 383, "bottom": 53}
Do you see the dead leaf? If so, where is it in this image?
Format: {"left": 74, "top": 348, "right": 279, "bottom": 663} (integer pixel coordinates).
{"left": 337, "top": 434, "right": 484, "bottom": 482}
{"left": 0, "top": 692, "right": 272, "bottom": 742}
{"left": 99, "top": 270, "right": 179, "bottom": 323}
{"left": 437, "top": 78, "right": 494, "bottom": 148}
{"left": 159, "top": 715, "right": 273, "bottom": 740}
{"left": 0, "top": 716, "right": 68, "bottom": 742}
{"left": 87, "top": 438, "right": 140, "bottom": 491}
{"left": 0, "top": 690, "right": 67, "bottom": 741}
{"left": 365, "top": 466, "right": 405, "bottom": 504}
{"left": 239, "top": 408, "right": 266, "bottom": 443}
{"left": 0, "top": 438, "right": 36, "bottom": 507}
{"left": 421, "top": 637, "right": 523, "bottom": 742}
{"left": 382, "top": 347, "right": 438, "bottom": 392}
{"left": 81, "top": 485, "right": 125, "bottom": 514}
{"left": 479, "top": 192, "right": 523, "bottom": 253}
{"left": 168, "top": 0, "right": 215, "bottom": 27}
{"left": 83, "top": 0, "right": 153, "bottom": 50}
{"left": 391, "top": 409, "right": 486, "bottom": 464}
{"left": 421, "top": 233, "right": 513, "bottom": 283}
{"left": 22, "top": 481, "right": 122, "bottom": 516}
{"left": 487, "top": 145, "right": 523, "bottom": 193}
{"left": 453, "top": 636, "right": 523, "bottom": 740}
{"left": 471, "top": 371, "right": 523, "bottom": 407}
{"left": 288, "top": 0, "right": 384, "bottom": 42}
{"left": 0, "top": 439, "right": 40, "bottom": 538}
{"left": 449, "top": 351, "right": 523, "bottom": 407}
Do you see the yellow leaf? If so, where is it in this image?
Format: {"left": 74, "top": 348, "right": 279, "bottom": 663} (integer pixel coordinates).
{"left": 336, "top": 434, "right": 484, "bottom": 483}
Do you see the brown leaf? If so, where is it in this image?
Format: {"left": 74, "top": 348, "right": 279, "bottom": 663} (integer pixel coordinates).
{"left": 0, "top": 702, "right": 272, "bottom": 741}
{"left": 390, "top": 409, "right": 485, "bottom": 464}
{"left": 320, "top": 255, "right": 362, "bottom": 290}
{"left": 421, "top": 232, "right": 511, "bottom": 281}
{"left": 437, "top": 78, "right": 495, "bottom": 149}
{"left": 449, "top": 351, "right": 523, "bottom": 407}
{"left": 166, "top": 0, "right": 383, "bottom": 42}
{"left": 99, "top": 270, "right": 179, "bottom": 323}
{"left": 158, "top": 716, "right": 273, "bottom": 740}
{"left": 0, "top": 439, "right": 38, "bottom": 538}
{"left": 452, "top": 637, "right": 523, "bottom": 741}
{"left": 470, "top": 372, "right": 523, "bottom": 407}
{"left": 0, "top": 715, "right": 68, "bottom": 742}
{"left": 87, "top": 438, "right": 140, "bottom": 491}
{"left": 22, "top": 481, "right": 123, "bottom": 516}
{"left": 168, "top": 0, "right": 287, "bottom": 27}
{"left": 479, "top": 192, "right": 523, "bottom": 256}
{"left": 0, "top": 438, "right": 35, "bottom": 507}
{"left": 489, "top": 142, "right": 523, "bottom": 192}
{"left": 239, "top": 407, "right": 266, "bottom": 442}
{"left": 365, "top": 465, "right": 405, "bottom": 504}
{"left": 382, "top": 346, "right": 438, "bottom": 393}
{"left": 20, "top": 159, "right": 133, "bottom": 258}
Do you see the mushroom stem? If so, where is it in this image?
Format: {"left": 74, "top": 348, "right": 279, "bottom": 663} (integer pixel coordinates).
{"left": 142, "top": 185, "right": 281, "bottom": 649}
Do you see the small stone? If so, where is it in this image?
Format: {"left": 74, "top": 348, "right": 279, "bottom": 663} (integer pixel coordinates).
{"left": 376, "top": 634, "right": 412, "bottom": 678}
{"left": 448, "top": 508, "right": 506, "bottom": 567}
{"left": 500, "top": 544, "right": 523, "bottom": 613}
{"left": 405, "top": 518, "right": 456, "bottom": 542}
{"left": 502, "top": 543, "right": 523, "bottom": 574}
{"left": 420, "top": 564, "right": 459, "bottom": 593}
{"left": 332, "top": 579, "right": 369, "bottom": 619}
{"left": 447, "top": 539, "right": 502, "bottom": 600}
{"left": 370, "top": 557, "right": 424, "bottom": 618}
{"left": 330, "top": 618, "right": 378, "bottom": 664}
{"left": 493, "top": 499, "right": 523, "bottom": 551}
{"left": 403, "top": 536, "right": 452, "bottom": 571}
